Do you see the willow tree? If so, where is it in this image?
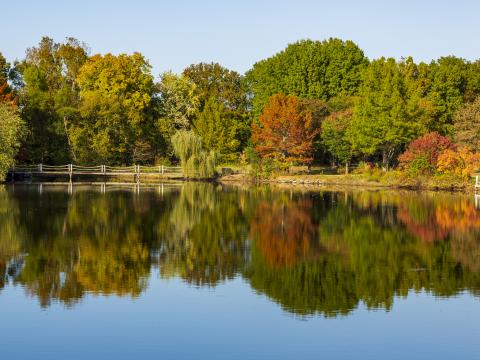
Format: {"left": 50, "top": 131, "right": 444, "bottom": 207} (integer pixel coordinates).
{"left": 171, "top": 130, "right": 216, "bottom": 178}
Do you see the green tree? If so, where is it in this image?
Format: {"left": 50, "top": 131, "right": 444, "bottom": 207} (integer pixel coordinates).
{"left": 18, "top": 37, "right": 88, "bottom": 163}
{"left": 157, "top": 71, "right": 199, "bottom": 129}
{"left": 426, "top": 56, "right": 473, "bottom": 134}
{"left": 321, "top": 108, "right": 354, "bottom": 173}
{"left": 246, "top": 38, "right": 367, "bottom": 114}
{"left": 193, "top": 98, "right": 240, "bottom": 162}
{"left": 0, "top": 103, "right": 27, "bottom": 180}
{"left": 453, "top": 97, "right": 480, "bottom": 150}
{"left": 183, "top": 63, "right": 252, "bottom": 152}
{"left": 171, "top": 130, "right": 216, "bottom": 178}
{"left": 349, "top": 58, "right": 425, "bottom": 169}
{"left": 155, "top": 72, "right": 199, "bottom": 158}
{"left": 183, "top": 62, "right": 248, "bottom": 112}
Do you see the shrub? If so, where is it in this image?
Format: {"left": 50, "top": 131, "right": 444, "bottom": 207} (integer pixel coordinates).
{"left": 399, "top": 132, "right": 456, "bottom": 175}
{"left": 406, "top": 155, "right": 435, "bottom": 177}
{"left": 436, "top": 148, "right": 480, "bottom": 178}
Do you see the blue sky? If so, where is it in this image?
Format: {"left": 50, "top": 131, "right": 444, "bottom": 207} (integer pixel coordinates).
{"left": 3, "top": 0, "right": 480, "bottom": 77}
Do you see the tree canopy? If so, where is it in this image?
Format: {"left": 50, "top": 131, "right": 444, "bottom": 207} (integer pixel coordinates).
{"left": 2, "top": 36, "right": 480, "bottom": 177}
{"left": 252, "top": 94, "right": 320, "bottom": 164}
{"left": 72, "top": 52, "right": 156, "bottom": 163}
{"left": 246, "top": 38, "right": 368, "bottom": 114}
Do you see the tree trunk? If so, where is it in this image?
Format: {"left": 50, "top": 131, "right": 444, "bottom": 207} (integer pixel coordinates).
{"left": 382, "top": 148, "right": 395, "bottom": 171}
{"left": 345, "top": 161, "right": 349, "bottom": 175}
{"left": 63, "top": 116, "right": 77, "bottom": 162}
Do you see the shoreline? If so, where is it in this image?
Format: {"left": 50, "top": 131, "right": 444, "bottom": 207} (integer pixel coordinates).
{"left": 219, "top": 173, "right": 473, "bottom": 193}
{"left": 2, "top": 173, "right": 474, "bottom": 193}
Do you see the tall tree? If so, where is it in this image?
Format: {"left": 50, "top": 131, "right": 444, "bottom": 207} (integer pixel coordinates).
{"left": 321, "top": 108, "right": 354, "bottom": 173}
{"left": 246, "top": 38, "right": 368, "bottom": 114}
{"left": 349, "top": 58, "right": 426, "bottom": 169}
{"left": 0, "top": 103, "right": 27, "bottom": 180}
{"left": 156, "top": 72, "right": 199, "bottom": 157}
{"left": 426, "top": 56, "right": 474, "bottom": 134}
{"left": 183, "top": 63, "right": 251, "bottom": 152}
{"left": 73, "top": 52, "right": 155, "bottom": 164}
{"left": 193, "top": 98, "right": 240, "bottom": 162}
{"left": 252, "top": 94, "right": 320, "bottom": 165}
{"left": 0, "top": 53, "right": 16, "bottom": 104}
{"left": 157, "top": 71, "right": 198, "bottom": 129}
{"left": 17, "top": 37, "right": 88, "bottom": 163}
{"left": 454, "top": 97, "right": 480, "bottom": 150}
{"left": 183, "top": 62, "right": 248, "bottom": 112}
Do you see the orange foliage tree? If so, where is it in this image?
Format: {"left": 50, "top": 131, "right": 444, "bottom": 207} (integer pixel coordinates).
{"left": 252, "top": 94, "right": 320, "bottom": 164}
{"left": 437, "top": 147, "right": 480, "bottom": 178}
{"left": 0, "top": 82, "right": 16, "bottom": 105}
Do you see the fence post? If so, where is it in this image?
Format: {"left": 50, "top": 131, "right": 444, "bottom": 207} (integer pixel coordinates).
{"left": 39, "top": 164, "right": 43, "bottom": 173}
{"left": 69, "top": 164, "right": 73, "bottom": 183}
{"left": 161, "top": 165, "right": 164, "bottom": 175}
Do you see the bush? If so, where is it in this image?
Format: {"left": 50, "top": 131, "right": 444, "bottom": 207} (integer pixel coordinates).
{"left": 437, "top": 148, "right": 480, "bottom": 178}
{"left": 406, "top": 155, "right": 435, "bottom": 177}
{"left": 352, "top": 161, "right": 375, "bottom": 175}
{"left": 399, "top": 132, "right": 455, "bottom": 175}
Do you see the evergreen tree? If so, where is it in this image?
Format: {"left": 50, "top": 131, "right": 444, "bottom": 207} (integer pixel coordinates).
{"left": 349, "top": 58, "right": 426, "bottom": 169}
{"left": 194, "top": 98, "right": 240, "bottom": 162}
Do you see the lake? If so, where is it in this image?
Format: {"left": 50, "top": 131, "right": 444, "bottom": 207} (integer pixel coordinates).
{"left": 0, "top": 183, "right": 479, "bottom": 359}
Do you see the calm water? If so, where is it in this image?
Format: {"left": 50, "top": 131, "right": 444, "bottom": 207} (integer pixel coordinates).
{"left": 1, "top": 183, "right": 479, "bottom": 359}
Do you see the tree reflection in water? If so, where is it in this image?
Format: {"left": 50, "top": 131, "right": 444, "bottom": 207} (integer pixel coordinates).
{"left": 0, "top": 184, "right": 479, "bottom": 315}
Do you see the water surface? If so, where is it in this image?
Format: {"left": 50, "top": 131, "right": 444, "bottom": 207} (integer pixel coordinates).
{"left": 1, "top": 183, "right": 479, "bottom": 359}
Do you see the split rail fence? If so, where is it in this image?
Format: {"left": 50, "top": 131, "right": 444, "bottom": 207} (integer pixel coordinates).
{"left": 10, "top": 164, "right": 182, "bottom": 183}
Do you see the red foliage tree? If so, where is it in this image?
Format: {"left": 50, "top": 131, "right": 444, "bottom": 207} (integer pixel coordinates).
{"left": 0, "top": 81, "right": 16, "bottom": 106}
{"left": 252, "top": 94, "right": 320, "bottom": 164}
{"left": 398, "top": 132, "right": 456, "bottom": 169}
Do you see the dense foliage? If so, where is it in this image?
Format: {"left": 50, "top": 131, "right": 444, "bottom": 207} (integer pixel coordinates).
{"left": 321, "top": 108, "right": 354, "bottom": 173}
{"left": 252, "top": 94, "right": 320, "bottom": 164}
{"left": 2, "top": 36, "right": 480, "bottom": 180}
{"left": 0, "top": 103, "right": 27, "bottom": 179}
{"left": 398, "top": 132, "right": 456, "bottom": 175}
{"left": 246, "top": 38, "right": 367, "bottom": 115}
{"left": 171, "top": 130, "right": 216, "bottom": 178}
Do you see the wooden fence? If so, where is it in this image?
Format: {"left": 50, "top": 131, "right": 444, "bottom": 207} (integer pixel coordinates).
{"left": 10, "top": 164, "right": 183, "bottom": 183}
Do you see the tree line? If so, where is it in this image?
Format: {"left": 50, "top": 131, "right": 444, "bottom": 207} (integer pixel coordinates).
{"left": 1, "top": 36, "right": 480, "bottom": 178}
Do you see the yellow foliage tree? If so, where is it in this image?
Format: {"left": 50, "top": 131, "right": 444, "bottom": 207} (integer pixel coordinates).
{"left": 436, "top": 148, "right": 480, "bottom": 177}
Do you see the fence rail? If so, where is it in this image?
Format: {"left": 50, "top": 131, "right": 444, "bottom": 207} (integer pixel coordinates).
{"left": 9, "top": 164, "right": 183, "bottom": 183}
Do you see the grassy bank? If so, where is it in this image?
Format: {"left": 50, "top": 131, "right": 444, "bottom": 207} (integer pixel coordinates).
{"left": 219, "top": 170, "right": 473, "bottom": 192}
